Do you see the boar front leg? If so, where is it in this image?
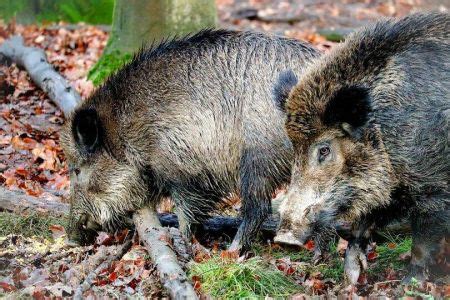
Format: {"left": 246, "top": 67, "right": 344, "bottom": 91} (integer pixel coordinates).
{"left": 171, "top": 190, "right": 204, "bottom": 243}
{"left": 229, "top": 163, "right": 273, "bottom": 252}
{"left": 405, "top": 197, "right": 449, "bottom": 283}
{"left": 343, "top": 222, "right": 373, "bottom": 284}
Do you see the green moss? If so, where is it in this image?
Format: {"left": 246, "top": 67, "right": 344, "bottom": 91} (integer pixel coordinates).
{"left": 87, "top": 49, "right": 133, "bottom": 86}
{"left": 189, "top": 256, "right": 303, "bottom": 299}
{"left": 0, "top": 211, "right": 68, "bottom": 239}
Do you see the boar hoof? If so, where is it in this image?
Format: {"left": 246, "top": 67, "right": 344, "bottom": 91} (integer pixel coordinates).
{"left": 344, "top": 244, "right": 367, "bottom": 285}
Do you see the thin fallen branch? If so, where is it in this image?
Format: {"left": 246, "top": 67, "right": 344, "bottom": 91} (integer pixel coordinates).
{"left": 0, "top": 187, "right": 411, "bottom": 239}
{"left": 0, "top": 186, "right": 69, "bottom": 217}
{"left": 133, "top": 207, "right": 198, "bottom": 300}
{"left": 0, "top": 35, "right": 82, "bottom": 115}
{"left": 73, "top": 240, "right": 132, "bottom": 300}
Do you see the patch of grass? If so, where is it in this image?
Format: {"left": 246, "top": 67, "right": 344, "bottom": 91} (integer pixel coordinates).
{"left": 87, "top": 49, "right": 133, "bottom": 86}
{"left": 0, "top": 211, "right": 67, "bottom": 239}
{"left": 189, "top": 256, "right": 303, "bottom": 298}
{"left": 253, "top": 241, "right": 344, "bottom": 281}
{"left": 368, "top": 233, "right": 411, "bottom": 278}
{"left": 267, "top": 245, "right": 313, "bottom": 262}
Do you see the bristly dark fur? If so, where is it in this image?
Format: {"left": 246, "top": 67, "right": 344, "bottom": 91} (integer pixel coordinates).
{"left": 285, "top": 12, "right": 450, "bottom": 142}
{"left": 323, "top": 85, "right": 371, "bottom": 128}
{"left": 276, "top": 12, "right": 449, "bottom": 282}
{"left": 60, "top": 29, "right": 319, "bottom": 250}
{"left": 273, "top": 69, "right": 298, "bottom": 112}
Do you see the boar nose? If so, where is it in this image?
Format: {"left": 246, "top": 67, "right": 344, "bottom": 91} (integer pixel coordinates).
{"left": 274, "top": 230, "right": 302, "bottom": 246}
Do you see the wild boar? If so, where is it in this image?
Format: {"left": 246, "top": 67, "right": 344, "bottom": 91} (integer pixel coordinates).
{"left": 274, "top": 13, "right": 449, "bottom": 283}
{"left": 60, "top": 29, "right": 319, "bottom": 251}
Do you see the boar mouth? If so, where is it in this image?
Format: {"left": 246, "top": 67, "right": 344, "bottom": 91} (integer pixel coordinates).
{"left": 274, "top": 229, "right": 312, "bottom": 247}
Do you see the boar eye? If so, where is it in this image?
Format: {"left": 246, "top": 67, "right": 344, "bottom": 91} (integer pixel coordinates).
{"left": 318, "top": 146, "right": 331, "bottom": 162}
{"left": 69, "top": 164, "right": 81, "bottom": 176}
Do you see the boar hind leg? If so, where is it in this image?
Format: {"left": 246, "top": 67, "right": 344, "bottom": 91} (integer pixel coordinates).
{"left": 229, "top": 164, "right": 273, "bottom": 252}
{"left": 405, "top": 200, "right": 449, "bottom": 283}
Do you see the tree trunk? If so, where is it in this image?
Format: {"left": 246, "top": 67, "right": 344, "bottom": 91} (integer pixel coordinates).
{"left": 15, "top": 0, "right": 40, "bottom": 25}
{"left": 107, "top": 0, "right": 217, "bottom": 54}
{"left": 88, "top": 0, "right": 217, "bottom": 84}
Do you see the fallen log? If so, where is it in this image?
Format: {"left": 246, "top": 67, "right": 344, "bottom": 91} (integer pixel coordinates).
{"left": 0, "top": 35, "right": 82, "bottom": 115}
{"left": 0, "top": 187, "right": 411, "bottom": 240}
{"left": 133, "top": 208, "right": 198, "bottom": 300}
{"left": 0, "top": 187, "right": 69, "bottom": 217}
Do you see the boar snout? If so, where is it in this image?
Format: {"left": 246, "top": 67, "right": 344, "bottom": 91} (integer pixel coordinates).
{"left": 274, "top": 227, "right": 312, "bottom": 246}
{"left": 67, "top": 213, "right": 101, "bottom": 246}
{"left": 274, "top": 229, "right": 302, "bottom": 246}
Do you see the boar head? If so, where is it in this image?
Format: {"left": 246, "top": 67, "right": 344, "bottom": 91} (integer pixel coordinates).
{"left": 274, "top": 81, "right": 395, "bottom": 246}
{"left": 60, "top": 102, "right": 149, "bottom": 245}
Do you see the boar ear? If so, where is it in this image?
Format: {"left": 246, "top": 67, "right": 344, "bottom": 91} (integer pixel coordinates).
{"left": 72, "top": 108, "right": 102, "bottom": 154}
{"left": 273, "top": 69, "right": 298, "bottom": 113}
{"left": 324, "top": 85, "right": 371, "bottom": 129}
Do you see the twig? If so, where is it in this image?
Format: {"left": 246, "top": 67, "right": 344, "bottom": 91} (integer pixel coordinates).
{"left": 133, "top": 207, "right": 198, "bottom": 300}
{"left": 0, "top": 35, "right": 82, "bottom": 115}
{"left": 374, "top": 279, "right": 402, "bottom": 290}
{"left": 73, "top": 240, "right": 132, "bottom": 300}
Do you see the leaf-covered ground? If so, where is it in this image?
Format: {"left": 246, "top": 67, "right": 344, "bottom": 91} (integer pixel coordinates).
{"left": 0, "top": 0, "right": 449, "bottom": 298}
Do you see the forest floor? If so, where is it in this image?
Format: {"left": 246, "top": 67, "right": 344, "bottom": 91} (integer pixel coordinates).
{"left": 0, "top": 0, "right": 449, "bottom": 298}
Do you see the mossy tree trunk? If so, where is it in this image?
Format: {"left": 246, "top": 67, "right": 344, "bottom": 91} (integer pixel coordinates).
{"left": 108, "top": 0, "right": 217, "bottom": 53}
{"left": 89, "top": 0, "right": 217, "bottom": 85}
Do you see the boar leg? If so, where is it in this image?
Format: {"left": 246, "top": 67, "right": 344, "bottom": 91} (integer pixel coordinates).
{"left": 343, "top": 221, "right": 374, "bottom": 284}
{"left": 344, "top": 237, "right": 369, "bottom": 284}
{"left": 172, "top": 195, "right": 199, "bottom": 242}
{"left": 229, "top": 167, "right": 273, "bottom": 252}
{"left": 171, "top": 189, "right": 216, "bottom": 243}
{"left": 175, "top": 207, "right": 197, "bottom": 242}
{"left": 405, "top": 203, "right": 449, "bottom": 283}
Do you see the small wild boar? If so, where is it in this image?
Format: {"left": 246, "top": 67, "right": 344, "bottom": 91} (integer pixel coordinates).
{"left": 273, "top": 13, "right": 449, "bottom": 283}
{"left": 60, "top": 30, "right": 319, "bottom": 251}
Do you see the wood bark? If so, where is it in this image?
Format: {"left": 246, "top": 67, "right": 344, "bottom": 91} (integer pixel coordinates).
{"left": 107, "top": 0, "right": 217, "bottom": 54}
{"left": 0, "top": 186, "right": 69, "bottom": 217}
{"left": 73, "top": 240, "right": 133, "bottom": 300}
{"left": 0, "top": 35, "right": 82, "bottom": 115}
{"left": 133, "top": 207, "right": 198, "bottom": 300}
{"left": 0, "top": 188, "right": 410, "bottom": 242}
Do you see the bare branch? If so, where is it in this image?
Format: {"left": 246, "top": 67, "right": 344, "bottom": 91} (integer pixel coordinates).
{"left": 0, "top": 35, "right": 82, "bottom": 115}
{"left": 133, "top": 207, "right": 198, "bottom": 300}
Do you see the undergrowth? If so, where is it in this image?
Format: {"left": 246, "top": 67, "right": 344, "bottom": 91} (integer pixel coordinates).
{"left": 87, "top": 49, "right": 132, "bottom": 86}
{"left": 189, "top": 256, "right": 303, "bottom": 298}
{"left": 0, "top": 211, "right": 67, "bottom": 239}
{"left": 368, "top": 232, "right": 412, "bottom": 280}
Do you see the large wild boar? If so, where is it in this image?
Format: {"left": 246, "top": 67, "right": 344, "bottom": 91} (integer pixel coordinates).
{"left": 273, "top": 13, "right": 449, "bottom": 283}
{"left": 60, "top": 30, "right": 319, "bottom": 251}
